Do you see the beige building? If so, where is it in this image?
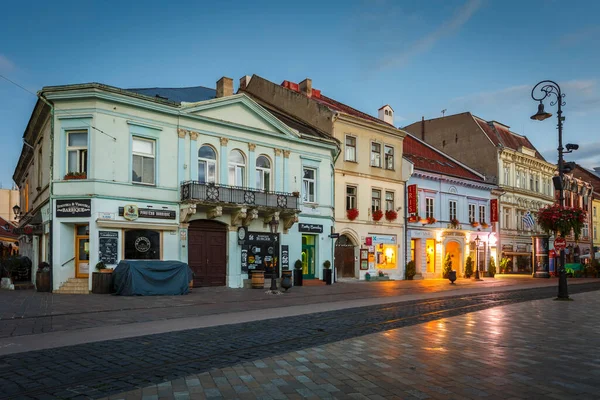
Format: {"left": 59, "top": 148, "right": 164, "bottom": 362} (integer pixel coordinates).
{"left": 405, "top": 113, "right": 556, "bottom": 274}
{"left": 0, "top": 187, "right": 19, "bottom": 223}
{"left": 243, "top": 75, "right": 409, "bottom": 280}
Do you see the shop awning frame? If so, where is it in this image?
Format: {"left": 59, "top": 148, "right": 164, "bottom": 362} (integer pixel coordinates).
{"left": 96, "top": 219, "right": 179, "bottom": 231}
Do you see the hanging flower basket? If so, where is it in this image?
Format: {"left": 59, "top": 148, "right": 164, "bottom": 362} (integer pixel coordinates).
{"left": 372, "top": 209, "right": 384, "bottom": 221}
{"left": 537, "top": 205, "right": 586, "bottom": 240}
{"left": 385, "top": 210, "right": 398, "bottom": 222}
{"left": 408, "top": 214, "right": 420, "bottom": 223}
{"left": 450, "top": 219, "right": 460, "bottom": 229}
{"left": 347, "top": 208, "right": 359, "bottom": 221}
{"left": 426, "top": 217, "right": 437, "bottom": 225}
{"left": 471, "top": 221, "right": 479, "bottom": 227}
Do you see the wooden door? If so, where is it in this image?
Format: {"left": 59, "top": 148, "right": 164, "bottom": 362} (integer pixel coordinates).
{"left": 335, "top": 235, "right": 356, "bottom": 278}
{"left": 188, "top": 220, "right": 227, "bottom": 287}
{"left": 75, "top": 225, "right": 90, "bottom": 278}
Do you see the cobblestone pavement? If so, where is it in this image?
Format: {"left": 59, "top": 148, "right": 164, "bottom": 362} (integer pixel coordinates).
{"left": 1, "top": 282, "right": 600, "bottom": 399}
{"left": 1, "top": 277, "right": 595, "bottom": 339}
{"left": 103, "top": 289, "right": 600, "bottom": 400}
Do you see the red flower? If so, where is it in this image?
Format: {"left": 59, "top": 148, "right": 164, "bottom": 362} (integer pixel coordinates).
{"left": 347, "top": 208, "right": 359, "bottom": 221}
{"left": 372, "top": 209, "right": 384, "bottom": 221}
{"left": 385, "top": 210, "right": 398, "bottom": 222}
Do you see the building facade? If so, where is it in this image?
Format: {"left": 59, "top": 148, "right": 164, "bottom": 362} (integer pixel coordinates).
{"left": 404, "top": 114, "right": 556, "bottom": 274}
{"left": 243, "top": 76, "right": 408, "bottom": 280}
{"left": 403, "top": 134, "right": 496, "bottom": 278}
{"left": 13, "top": 78, "right": 337, "bottom": 292}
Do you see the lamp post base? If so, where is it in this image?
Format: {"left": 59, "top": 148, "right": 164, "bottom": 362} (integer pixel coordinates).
{"left": 473, "top": 269, "right": 483, "bottom": 281}
{"left": 556, "top": 268, "right": 571, "bottom": 301}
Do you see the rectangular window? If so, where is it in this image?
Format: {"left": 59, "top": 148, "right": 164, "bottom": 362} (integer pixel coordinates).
{"left": 594, "top": 206, "right": 597, "bottom": 217}
{"left": 583, "top": 223, "right": 589, "bottom": 238}
{"left": 535, "top": 176, "right": 539, "bottom": 192}
{"left": 385, "top": 191, "right": 394, "bottom": 211}
{"left": 594, "top": 226, "right": 597, "bottom": 240}
{"left": 125, "top": 229, "right": 160, "bottom": 260}
{"left": 346, "top": 185, "right": 357, "bottom": 210}
{"left": 504, "top": 166, "right": 510, "bottom": 185}
{"left": 132, "top": 137, "right": 156, "bottom": 185}
{"left": 449, "top": 200, "right": 457, "bottom": 221}
{"left": 371, "top": 142, "right": 381, "bottom": 167}
{"left": 504, "top": 208, "right": 511, "bottom": 229}
{"left": 516, "top": 170, "right": 521, "bottom": 188}
{"left": 384, "top": 145, "right": 394, "bottom": 170}
{"left": 372, "top": 189, "right": 381, "bottom": 212}
{"left": 468, "top": 204, "right": 476, "bottom": 223}
{"left": 37, "top": 148, "right": 43, "bottom": 188}
{"left": 345, "top": 135, "right": 356, "bottom": 162}
{"left": 302, "top": 168, "right": 316, "bottom": 203}
{"left": 479, "top": 205, "right": 485, "bottom": 223}
{"left": 67, "top": 131, "right": 88, "bottom": 175}
{"left": 530, "top": 173, "right": 534, "bottom": 191}
{"left": 426, "top": 198, "right": 434, "bottom": 219}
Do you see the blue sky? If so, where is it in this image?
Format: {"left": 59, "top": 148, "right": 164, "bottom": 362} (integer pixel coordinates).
{"left": 1, "top": 0, "right": 599, "bottom": 188}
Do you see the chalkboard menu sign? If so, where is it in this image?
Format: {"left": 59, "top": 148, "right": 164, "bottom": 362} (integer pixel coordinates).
{"left": 99, "top": 231, "right": 119, "bottom": 265}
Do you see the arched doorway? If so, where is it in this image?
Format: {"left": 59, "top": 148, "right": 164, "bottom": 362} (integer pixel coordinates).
{"left": 335, "top": 234, "right": 356, "bottom": 278}
{"left": 445, "top": 241, "right": 462, "bottom": 276}
{"left": 188, "top": 220, "right": 227, "bottom": 287}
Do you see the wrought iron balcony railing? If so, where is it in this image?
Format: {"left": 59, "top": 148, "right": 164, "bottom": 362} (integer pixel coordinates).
{"left": 180, "top": 181, "right": 299, "bottom": 210}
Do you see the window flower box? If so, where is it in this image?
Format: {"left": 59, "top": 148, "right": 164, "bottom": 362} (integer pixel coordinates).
{"left": 64, "top": 172, "right": 86, "bottom": 180}
{"left": 372, "top": 209, "right": 384, "bottom": 222}
{"left": 481, "top": 222, "right": 489, "bottom": 229}
{"left": 426, "top": 217, "right": 437, "bottom": 225}
{"left": 385, "top": 210, "right": 398, "bottom": 222}
{"left": 408, "top": 214, "right": 420, "bottom": 223}
{"left": 347, "top": 208, "right": 359, "bottom": 221}
{"left": 450, "top": 219, "right": 460, "bottom": 229}
{"left": 471, "top": 221, "right": 479, "bottom": 227}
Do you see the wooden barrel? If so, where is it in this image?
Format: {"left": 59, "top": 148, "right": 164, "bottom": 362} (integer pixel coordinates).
{"left": 35, "top": 271, "right": 51, "bottom": 292}
{"left": 251, "top": 270, "right": 265, "bottom": 289}
{"left": 92, "top": 272, "right": 113, "bottom": 294}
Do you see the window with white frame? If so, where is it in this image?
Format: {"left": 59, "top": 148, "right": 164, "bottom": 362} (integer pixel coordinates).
{"left": 385, "top": 191, "right": 394, "bottom": 211}
{"left": 535, "top": 175, "right": 539, "bottom": 192}
{"left": 228, "top": 149, "right": 246, "bottom": 187}
{"left": 132, "top": 137, "right": 155, "bottom": 185}
{"left": 345, "top": 135, "right": 356, "bottom": 162}
{"left": 256, "top": 155, "right": 271, "bottom": 191}
{"left": 503, "top": 166, "right": 510, "bottom": 185}
{"left": 198, "top": 145, "right": 217, "bottom": 184}
{"left": 372, "top": 189, "right": 381, "bottom": 212}
{"left": 302, "top": 167, "right": 316, "bottom": 203}
{"left": 594, "top": 226, "right": 597, "bottom": 240}
{"left": 371, "top": 142, "right": 381, "bottom": 167}
{"left": 516, "top": 170, "right": 521, "bottom": 188}
{"left": 449, "top": 200, "right": 457, "bottom": 221}
{"left": 426, "top": 198, "right": 434, "bottom": 219}
{"left": 479, "top": 205, "right": 485, "bottom": 223}
{"left": 529, "top": 173, "right": 534, "bottom": 191}
{"left": 583, "top": 223, "right": 589, "bottom": 238}
{"left": 384, "top": 145, "right": 394, "bottom": 170}
{"left": 468, "top": 204, "right": 476, "bottom": 223}
{"left": 67, "top": 131, "right": 88, "bottom": 175}
{"left": 346, "top": 185, "right": 357, "bottom": 210}
{"left": 504, "top": 207, "right": 511, "bottom": 229}
{"left": 594, "top": 206, "right": 597, "bottom": 217}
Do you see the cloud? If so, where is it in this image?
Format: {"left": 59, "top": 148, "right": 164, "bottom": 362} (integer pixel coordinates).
{"left": 541, "top": 142, "right": 600, "bottom": 169}
{"left": 557, "top": 26, "right": 600, "bottom": 47}
{"left": 376, "top": 0, "right": 482, "bottom": 70}
{"left": 0, "top": 54, "right": 15, "bottom": 73}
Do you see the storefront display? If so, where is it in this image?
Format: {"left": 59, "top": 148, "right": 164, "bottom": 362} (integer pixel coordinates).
{"left": 124, "top": 229, "right": 160, "bottom": 260}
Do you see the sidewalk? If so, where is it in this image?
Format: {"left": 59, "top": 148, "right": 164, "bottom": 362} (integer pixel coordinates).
{"left": 1, "top": 277, "right": 597, "bottom": 355}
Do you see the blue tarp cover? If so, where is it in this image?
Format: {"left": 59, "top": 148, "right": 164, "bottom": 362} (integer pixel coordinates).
{"left": 113, "top": 260, "right": 193, "bottom": 296}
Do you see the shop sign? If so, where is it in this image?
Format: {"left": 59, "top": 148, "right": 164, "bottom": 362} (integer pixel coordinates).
{"left": 56, "top": 199, "right": 91, "bottom": 218}
{"left": 98, "top": 231, "right": 118, "bottom": 265}
{"left": 370, "top": 235, "right": 396, "bottom": 244}
{"left": 281, "top": 245, "right": 289, "bottom": 270}
{"left": 407, "top": 184, "right": 418, "bottom": 214}
{"left": 490, "top": 199, "right": 499, "bottom": 223}
{"left": 298, "top": 223, "right": 323, "bottom": 233}
{"left": 365, "top": 237, "right": 373, "bottom": 246}
{"left": 98, "top": 212, "right": 115, "bottom": 220}
{"left": 246, "top": 232, "right": 279, "bottom": 244}
{"left": 411, "top": 230, "right": 434, "bottom": 238}
{"left": 241, "top": 248, "right": 248, "bottom": 272}
{"left": 119, "top": 206, "right": 176, "bottom": 220}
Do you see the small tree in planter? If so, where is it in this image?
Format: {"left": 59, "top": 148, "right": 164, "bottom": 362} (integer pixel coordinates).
{"left": 405, "top": 260, "right": 416, "bottom": 280}
{"left": 464, "top": 256, "right": 474, "bottom": 278}
{"left": 323, "top": 260, "right": 332, "bottom": 285}
{"left": 372, "top": 209, "right": 384, "bottom": 222}
{"left": 488, "top": 256, "right": 496, "bottom": 277}
{"left": 95, "top": 262, "right": 112, "bottom": 273}
{"left": 443, "top": 254, "right": 453, "bottom": 279}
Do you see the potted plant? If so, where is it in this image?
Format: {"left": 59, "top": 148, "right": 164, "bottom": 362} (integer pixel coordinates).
{"left": 385, "top": 210, "right": 398, "bottom": 222}
{"left": 405, "top": 260, "right": 416, "bottom": 280}
{"left": 450, "top": 219, "right": 460, "bottom": 229}
{"left": 92, "top": 262, "right": 113, "bottom": 294}
{"left": 488, "top": 256, "right": 496, "bottom": 278}
{"left": 347, "top": 208, "right": 359, "bottom": 221}
{"left": 372, "top": 209, "right": 384, "bottom": 222}
{"left": 470, "top": 221, "right": 479, "bottom": 228}
{"left": 323, "top": 260, "right": 332, "bottom": 285}
{"left": 64, "top": 172, "right": 87, "bottom": 180}
{"left": 426, "top": 217, "right": 437, "bottom": 225}
{"left": 293, "top": 259, "right": 303, "bottom": 286}
{"left": 443, "top": 254, "right": 453, "bottom": 279}
{"left": 499, "top": 257, "right": 511, "bottom": 274}
{"left": 464, "top": 256, "right": 474, "bottom": 278}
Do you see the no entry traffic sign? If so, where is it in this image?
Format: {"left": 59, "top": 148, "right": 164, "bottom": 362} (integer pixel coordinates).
{"left": 554, "top": 237, "right": 567, "bottom": 251}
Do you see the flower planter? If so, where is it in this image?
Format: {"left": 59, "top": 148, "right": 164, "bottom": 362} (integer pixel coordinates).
{"left": 323, "top": 269, "right": 332, "bottom": 285}
{"left": 293, "top": 269, "right": 303, "bottom": 286}
{"left": 35, "top": 270, "right": 51, "bottom": 292}
{"left": 448, "top": 270, "right": 457, "bottom": 284}
{"left": 92, "top": 272, "right": 112, "bottom": 294}
{"left": 64, "top": 173, "right": 87, "bottom": 180}
{"left": 281, "top": 270, "right": 292, "bottom": 291}
{"left": 251, "top": 270, "right": 265, "bottom": 289}
{"left": 347, "top": 208, "right": 359, "bottom": 221}
{"left": 372, "top": 210, "right": 383, "bottom": 222}
{"left": 385, "top": 210, "right": 398, "bottom": 222}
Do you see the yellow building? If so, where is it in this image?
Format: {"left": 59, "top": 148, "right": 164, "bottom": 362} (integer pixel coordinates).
{"left": 593, "top": 196, "right": 600, "bottom": 251}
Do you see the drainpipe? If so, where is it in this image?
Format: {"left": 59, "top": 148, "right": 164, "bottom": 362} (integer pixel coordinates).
{"left": 38, "top": 93, "right": 54, "bottom": 291}
{"left": 331, "top": 142, "right": 341, "bottom": 283}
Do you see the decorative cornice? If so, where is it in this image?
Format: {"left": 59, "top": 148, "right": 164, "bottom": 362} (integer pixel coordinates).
{"left": 177, "top": 128, "right": 187, "bottom": 138}
{"left": 274, "top": 149, "right": 282, "bottom": 156}
{"left": 283, "top": 150, "right": 291, "bottom": 158}
{"left": 220, "top": 137, "right": 229, "bottom": 146}
{"left": 248, "top": 143, "right": 256, "bottom": 151}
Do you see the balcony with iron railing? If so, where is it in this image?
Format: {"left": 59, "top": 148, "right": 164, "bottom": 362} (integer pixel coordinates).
{"left": 180, "top": 181, "right": 300, "bottom": 211}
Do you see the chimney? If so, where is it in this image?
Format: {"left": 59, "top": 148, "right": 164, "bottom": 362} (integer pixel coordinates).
{"left": 239, "top": 75, "right": 251, "bottom": 91}
{"left": 216, "top": 77, "right": 233, "bottom": 98}
{"left": 421, "top": 116, "right": 425, "bottom": 141}
{"left": 377, "top": 105, "right": 394, "bottom": 125}
{"left": 299, "top": 78, "right": 312, "bottom": 97}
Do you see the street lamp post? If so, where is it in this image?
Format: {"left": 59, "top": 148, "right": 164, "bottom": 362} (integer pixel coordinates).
{"left": 531, "top": 80, "right": 578, "bottom": 300}
{"left": 474, "top": 235, "right": 482, "bottom": 280}
{"left": 268, "top": 216, "right": 280, "bottom": 292}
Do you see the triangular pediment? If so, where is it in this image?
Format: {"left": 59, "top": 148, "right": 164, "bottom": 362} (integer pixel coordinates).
{"left": 181, "top": 94, "right": 299, "bottom": 138}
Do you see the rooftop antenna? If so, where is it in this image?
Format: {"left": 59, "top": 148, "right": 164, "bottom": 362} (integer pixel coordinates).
{"left": 441, "top": 109, "right": 447, "bottom": 117}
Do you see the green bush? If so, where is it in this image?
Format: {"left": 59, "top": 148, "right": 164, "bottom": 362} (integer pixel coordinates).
{"left": 489, "top": 256, "right": 496, "bottom": 277}
{"left": 464, "top": 256, "right": 474, "bottom": 278}
{"left": 443, "top": 254, "right": 453, "bottom": 279}
{"left": 405, "top": 260, "right": 416, "bottom": 280}
{"left": 499, "top": 257, "right": 512, "bottom": 274}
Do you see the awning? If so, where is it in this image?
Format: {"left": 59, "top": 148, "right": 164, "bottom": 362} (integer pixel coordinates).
{"left": 502, "top": 251, "right": 531, "bottom": 256}
{"left": 580, "top": 252, "right": 600, "bottom": 259}
{"left": 96, "top": 219, "right": 179, "bottom": 231}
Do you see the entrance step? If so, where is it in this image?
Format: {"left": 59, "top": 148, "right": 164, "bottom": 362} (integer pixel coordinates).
{"left": 55, "top": 278, "right": 89, "bottom": 294}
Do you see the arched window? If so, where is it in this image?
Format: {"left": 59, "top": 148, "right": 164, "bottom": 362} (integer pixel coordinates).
{"left": 198, "top": 145, "right": 217, "bottom": 184}
{"left": 228, "top": 149, "right": 246, "bottom": 187}
{"left": 256, "top": 155, "right": 271, "bottom": 191}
